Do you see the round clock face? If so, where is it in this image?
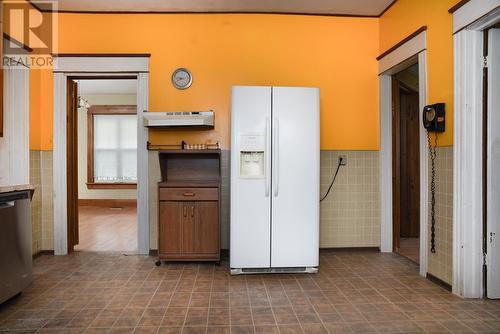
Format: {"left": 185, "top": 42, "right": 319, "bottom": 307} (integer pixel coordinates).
{"left": 172, "top": 68, "right": 192, "bottom": 89}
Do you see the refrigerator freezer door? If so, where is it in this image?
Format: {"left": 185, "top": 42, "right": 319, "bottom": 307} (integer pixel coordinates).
{"left": 271, "top": 87, "right": 320, "bottom": 268}
{"left": 230, "top": 86, "right": 272, "bottom": 269}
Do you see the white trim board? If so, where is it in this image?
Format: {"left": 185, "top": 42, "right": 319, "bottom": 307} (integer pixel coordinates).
{"left": 52, "top": 57, "right": 150, "bottom": 255}
{"left": 378, "top": 38, "right": 429, "bottom": 279}
{"left": 453, "top": 0, "right": 500, "bottom": 33}
{"left": 378, "top": 30, "right": 426, "bottom": 75}
{"left": 452, "top": 7, "right": 500, "bottom": 299}
{"left": 0, "top": 60, "right": 30, "bottom": 187}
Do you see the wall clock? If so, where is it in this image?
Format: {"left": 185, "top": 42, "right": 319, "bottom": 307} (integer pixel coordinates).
{"left": 171, "top": 68, "right": 193, "bottom": 90}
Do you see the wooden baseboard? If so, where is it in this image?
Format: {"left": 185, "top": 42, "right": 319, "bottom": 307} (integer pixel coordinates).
{"left": 78, "top": 199, "right": 137, "bottom": 207}
{"left": 33, "top": 250, "right": 54, "bottom": 259}
{"left": 426, "top": 273, "right": 452, "bottom": 291}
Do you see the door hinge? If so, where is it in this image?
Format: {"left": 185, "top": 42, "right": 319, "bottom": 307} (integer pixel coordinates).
{"left": 484, "top": 56, "right": 489, "bottom": 68}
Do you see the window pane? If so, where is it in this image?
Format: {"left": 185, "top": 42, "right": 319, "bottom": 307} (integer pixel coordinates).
{"left": 94, "top": 149, "right": 119, "bottom": 182}
{"left": 121, "top": 149, "right": 137, "bottom": 182}
{"left": 94, "top": 115, "right": 119, "bottom": 149}
{"left": 120, "top": 115, "right": 137, "bottom": 149}
{"left": 93, "top": 113, "right": 137, "bottom": 183}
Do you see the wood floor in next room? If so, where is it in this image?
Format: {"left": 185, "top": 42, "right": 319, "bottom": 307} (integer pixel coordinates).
{"left": 1, "top": 251, "right": 499, "bottom": 334}
{"left": 75, "top": 205, "right": 137, "bottom": 253}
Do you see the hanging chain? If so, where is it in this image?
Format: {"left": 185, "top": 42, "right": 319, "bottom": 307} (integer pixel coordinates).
{"left": 428, "top": 132, "right": 438, "bottom": 253}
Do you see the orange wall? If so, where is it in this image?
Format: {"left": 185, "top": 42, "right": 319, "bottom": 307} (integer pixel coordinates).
{"left": 380, "top": 0, "right": 457, "bottom": 146}
{"left": 31, "top": 13, "right": 380, "bottom": 150}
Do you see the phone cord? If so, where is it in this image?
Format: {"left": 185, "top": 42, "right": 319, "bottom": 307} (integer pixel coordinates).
{"left": 428, "top": 132, "right": 438, "bottom": 253}
{"left": 320, "top": 160, "right": 343, "bottom": 202}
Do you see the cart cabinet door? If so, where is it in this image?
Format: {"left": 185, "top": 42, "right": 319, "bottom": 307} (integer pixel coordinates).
{"left": 194, "top": 202, "right": 219, "bottom": 255}
{"left": 159, "top": 202, "right": 183, "bottom": 255}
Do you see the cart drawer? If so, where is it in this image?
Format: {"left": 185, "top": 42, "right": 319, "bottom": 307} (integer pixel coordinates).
{"left": 159, "top": 187, "right": 218, "bottom": 201}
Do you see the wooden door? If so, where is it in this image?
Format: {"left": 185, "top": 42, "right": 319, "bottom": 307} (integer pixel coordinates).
{"left": 392, "top": 77, "right": 402, "bottom": 251}
{"left": 194, "top": 202, "right": 219, "bottom": 254}
{"left": 400, "top": 92, "right": 420, "bottom": 238}
{"left": 66, "top": 79, "right": 79, "bottom": 252}
{"left": 159, "top": 202, "right": 183, "bottom": 254}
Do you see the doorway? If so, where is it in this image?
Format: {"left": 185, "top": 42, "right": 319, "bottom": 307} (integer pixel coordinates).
{"left": 66, "top": 78, "right": 139, "bottom": 253}
{"left": 392, "top": 63, "right": 421, "bottom": 264}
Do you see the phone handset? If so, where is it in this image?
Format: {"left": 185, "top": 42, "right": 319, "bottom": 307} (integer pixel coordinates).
{"left": 423, "top": 103, "right": 445, "bottom": 132}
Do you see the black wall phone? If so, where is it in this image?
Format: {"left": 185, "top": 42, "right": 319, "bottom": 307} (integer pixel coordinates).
{"left": 423, "top": 103, "right": 445, "bottom": 254}
{"left": 423, "top": 103, "right": 445, "bottom": 132}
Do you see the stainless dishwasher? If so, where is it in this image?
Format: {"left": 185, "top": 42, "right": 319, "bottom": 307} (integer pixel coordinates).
{"left": 0, "top": 190, "right": 32, "bottom": 304}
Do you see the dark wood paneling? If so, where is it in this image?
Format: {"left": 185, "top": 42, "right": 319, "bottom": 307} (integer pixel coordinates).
{"left": 377, "top": 26, "right": 427, "bottom": 61}
{"left": 399, "top": 92, "right": 420, "bottom": 238}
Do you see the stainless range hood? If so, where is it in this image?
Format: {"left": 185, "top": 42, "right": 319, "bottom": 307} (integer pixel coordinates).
{"left": 143, "top": 111, "right": 214, "bottom": 129}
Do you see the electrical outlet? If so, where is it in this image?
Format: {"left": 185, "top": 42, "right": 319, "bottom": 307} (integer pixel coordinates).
{"left": 339, "top": 155, "right": 347, "bottom": 166}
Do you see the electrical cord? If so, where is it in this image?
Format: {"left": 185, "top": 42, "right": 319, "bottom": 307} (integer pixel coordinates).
{"left": 320, "top": 158, "right": 343, "bottom": 202}
{"left": 428, "top": 132, "right": 438, "bottom": 253}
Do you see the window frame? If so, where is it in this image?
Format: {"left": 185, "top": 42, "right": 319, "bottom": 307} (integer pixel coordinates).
{"left": 86, "top": 104, "right": 137, "bottom": 189}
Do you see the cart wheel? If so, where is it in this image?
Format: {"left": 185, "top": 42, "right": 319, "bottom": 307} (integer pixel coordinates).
{"left": 155, "top": 260, "right": 161, "bottom": 267}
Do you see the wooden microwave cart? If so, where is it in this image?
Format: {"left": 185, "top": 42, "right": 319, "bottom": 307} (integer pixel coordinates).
{"left": 156, "top": 149, "right": 221, "bottom": 266}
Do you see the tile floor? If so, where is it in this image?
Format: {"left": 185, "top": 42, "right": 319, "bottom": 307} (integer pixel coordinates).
{"left": 0, "top": 251, "right": 499, "bottom": 334}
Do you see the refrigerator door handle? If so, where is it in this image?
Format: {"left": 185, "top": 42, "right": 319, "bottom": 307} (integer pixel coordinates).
{"left": 265, "top": 117, "right": 271, "bottom": 197}
{"left": 273, "top": 118, "right": 279, "bottom": 197}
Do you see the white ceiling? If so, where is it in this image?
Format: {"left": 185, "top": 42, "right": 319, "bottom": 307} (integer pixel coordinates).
{"left": 78, "top": 79, "right": 137, "bottom": 95}
{"left": 41, "top": 0, "right": 394, "bottom": 16}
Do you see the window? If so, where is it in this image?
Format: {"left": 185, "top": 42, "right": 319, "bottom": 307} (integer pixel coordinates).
{"left": 87, "top": 105, "right": 137, "bottom": 189}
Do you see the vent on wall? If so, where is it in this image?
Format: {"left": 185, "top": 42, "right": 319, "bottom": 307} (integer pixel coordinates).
{"left": 143, "top": 111, "right": 214, "bottom": 129}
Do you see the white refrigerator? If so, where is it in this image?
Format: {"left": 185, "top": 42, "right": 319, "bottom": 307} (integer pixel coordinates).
{"left": 230, "top": 86, "right": 320, "bottom": 274}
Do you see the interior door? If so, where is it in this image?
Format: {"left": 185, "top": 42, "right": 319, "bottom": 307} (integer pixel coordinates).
{"left": 66, "top": 79, "right": 79, "bottom": 252}
{"left": 487, "top": 28, "right": 500, "bottom": 299}
{"left": 230, "top": 86, "right": 272, "bottom": 268}
{"left": 400, "top": 90, "right": 420, "bottom": 238}
{"left": 271, "top": 87, "right": 320, "bottom": 268}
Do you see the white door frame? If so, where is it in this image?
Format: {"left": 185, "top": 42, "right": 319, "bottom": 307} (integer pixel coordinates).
{"left": 452, "top": 1, "right": 500, "bottom": 298}
{"left": 378, "top": 30, "right": 429, "bottom": 278}
{"left": 0, "top": 54, "right": 30, "bottom": 187}
{"left": 52, "top": 56, "right": 150, "bottom": 255}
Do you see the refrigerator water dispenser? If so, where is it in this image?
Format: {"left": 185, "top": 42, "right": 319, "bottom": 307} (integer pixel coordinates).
{"left": 239, "top": 134, "right": 265, "bottom": 178}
